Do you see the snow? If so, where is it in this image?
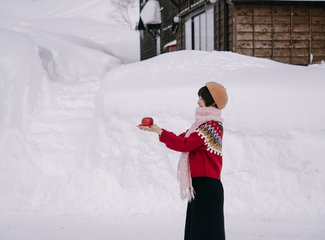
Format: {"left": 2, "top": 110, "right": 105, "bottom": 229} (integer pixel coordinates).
{"left": 140, "top": 0, "right": 162, "bottom": 25}
{"left": 0, "top": 0, "right": 139, "bottom": 218}
{"left": 1, "top": 214, "right": 324, "bottom": 240}
{"left": 96, "top": 50, "right": 325, "bottom": 216}
{"left": 164, "top": 40, "right": 177, "bottom": 49}
{"left": 1, "top": 0, "right": 325, "bottom": 239}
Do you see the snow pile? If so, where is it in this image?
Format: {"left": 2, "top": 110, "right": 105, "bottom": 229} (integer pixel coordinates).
{"left": 0, "top": 0, "right": 139, "bottom": 64}
{"left": 0, "top": 0, "right": 140, "bottom": 217}
{"left": 140, "top": 0, "right": 162, "bottom": 25}
{"left": 96, "top": 50, "right": 325, "bottom": 216}
{"left": 1, "top": 0, "right": 324, "bottom": 221}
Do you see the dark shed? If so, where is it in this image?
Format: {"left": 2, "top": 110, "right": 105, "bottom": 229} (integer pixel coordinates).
{"left": 139, "top": 0, "right": 325, "bottom": 65}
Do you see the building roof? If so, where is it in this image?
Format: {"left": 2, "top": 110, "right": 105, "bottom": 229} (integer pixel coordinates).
{"left": 163, "top": 40, "right": 177, "bottom": 50}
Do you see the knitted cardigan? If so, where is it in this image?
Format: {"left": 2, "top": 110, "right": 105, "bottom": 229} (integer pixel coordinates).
{"left": 159, "top": 107, "right": 224, "bottom": 201}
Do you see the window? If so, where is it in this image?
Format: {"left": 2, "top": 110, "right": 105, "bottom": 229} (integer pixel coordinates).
{"left": 185, "top": 18, "right": 192, "bottom": 50}
{"left": 185, "top": 7, "right": 214, "bottom": 51}
{"left": 206, "top": 8, "right": 214, "bottom": 51}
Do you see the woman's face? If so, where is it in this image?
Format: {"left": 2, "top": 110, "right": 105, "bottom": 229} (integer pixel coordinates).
{"left": 197, "top": 96, "right": 206, "bottom": 107}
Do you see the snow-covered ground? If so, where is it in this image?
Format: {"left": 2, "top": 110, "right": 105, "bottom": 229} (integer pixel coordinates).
{"left": 1, "top": 213, "right": 324, "bottom": 240}
{"left": 97, "top": 50, "right": 325, "bottom": 214}
{"left": 1, "top": 0, "right": 325, "bottom": 240}
{"left": 94, "top": 51, "right": 325, "bottom": 239}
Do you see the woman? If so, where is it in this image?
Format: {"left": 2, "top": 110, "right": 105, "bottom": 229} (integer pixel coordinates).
{"left": 138, "top": 81, "right": 227, "bottom": 240}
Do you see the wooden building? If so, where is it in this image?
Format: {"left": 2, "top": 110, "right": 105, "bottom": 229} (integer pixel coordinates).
{"left": 138, "top": 0, "right": 178, "bottom": 60}
{"left": 139, "top": 0, "right": 325, "bottom": 65}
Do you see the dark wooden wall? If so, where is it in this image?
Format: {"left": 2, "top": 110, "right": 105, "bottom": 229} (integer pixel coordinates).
{"left": 160, "top": 1, "right": 179, "bottom": 53}
{"left": 232, "top": 2, "right": 325, "bottom": 65}
{"left": 140, "top": 31, "right": 157, "bottom": 61}
{"left": 215, "top": 0, "right": 234, "bottom": 51}
{"left": 140, "top": 0, "right": 178, "bottom": 61}
{"left": 143, "top": 0, "right": 325, "bottom": 65}
{"left": 177, "top": 20, "right": 185, "bottom": 50}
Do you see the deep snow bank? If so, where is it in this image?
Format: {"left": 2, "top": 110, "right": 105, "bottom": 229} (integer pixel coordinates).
{"left": 0, "top": 28, "right": 48, "bottom": 214}
{"left": 0, "top": 0, "right": 140, "bottom": 217}
{"left": 0, "top": 0, "right": 139, "bottom": 64}
{"left": 1, "top": 0, "right": 324, "bottom": 217}
{"left": 0, "top": 28, "right": 45, "bottom": 147}
{"left": 96, "top": 50, "right": 325, "bottom": 216}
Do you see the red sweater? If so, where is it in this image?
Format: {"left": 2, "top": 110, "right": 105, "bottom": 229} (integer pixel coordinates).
{"left": 159, "top": 121, "right": 223, "bottom": 180}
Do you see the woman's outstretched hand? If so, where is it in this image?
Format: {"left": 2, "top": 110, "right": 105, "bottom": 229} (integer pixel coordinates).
{"left": 137, "top": 124, "right": 163, "bottom": 136}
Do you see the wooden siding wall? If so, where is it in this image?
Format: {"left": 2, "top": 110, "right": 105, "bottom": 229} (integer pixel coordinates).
{"left": 177, "top": 20, "right": 185, "bottom": 50}
{"left": 215, "top": 1, "right": 224, "bottom": 50}
{"left": 140, "top": 31, "right": 157, "bottom": 61}
{"left": 228, "top": 4, "right": 234, "bottom": 51}
{"left": 160, "top": 1, "right": 179, "bottom": 53}
{"left": 233, "top": 3, "right": 325, "bottom": 65}
{"left": 215, "top": 0, "right": 234, "bottom": 51}
{"left": 140, "top": 0, "right": 178, "bottom": 61}
{"left": 310, "top": 7, "right": 325, "bottom": 63}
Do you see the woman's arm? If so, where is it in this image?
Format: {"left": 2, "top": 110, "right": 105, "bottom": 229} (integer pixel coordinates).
{"left": 137, "top": 124, "right": 203, "bottom": 152}
{"left": 178, "top": 131, "right": 187, "bottom": 138}
{"left": 159, "top": 129, "right": 203, "bottom": 152}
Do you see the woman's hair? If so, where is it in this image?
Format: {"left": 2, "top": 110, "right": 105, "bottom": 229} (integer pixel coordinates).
{"left": 198, "top": 86, "right": 218, "bottom": 108}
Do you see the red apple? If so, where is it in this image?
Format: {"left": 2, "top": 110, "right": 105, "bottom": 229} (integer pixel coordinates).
{"left": 141, "top": 117, "right": 154, "bottom": 126}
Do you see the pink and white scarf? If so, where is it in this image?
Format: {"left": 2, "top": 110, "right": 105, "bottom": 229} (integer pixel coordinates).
{"left": 177, "top": 107, "right": 224, "bottom": 201}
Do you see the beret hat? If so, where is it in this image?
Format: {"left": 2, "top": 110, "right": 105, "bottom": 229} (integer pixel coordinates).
{"left": 205, "top": 82, "right": 228, "bottom": 110}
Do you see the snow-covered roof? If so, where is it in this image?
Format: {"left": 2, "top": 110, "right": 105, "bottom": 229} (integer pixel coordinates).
{"left": 140, "top": 0, "right": 161, "bottom": 25}
{"left": 163, "top": 40, "right": 177, "bottom": 50}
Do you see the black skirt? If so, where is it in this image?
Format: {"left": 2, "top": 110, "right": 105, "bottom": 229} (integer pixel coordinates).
{"left": 184, "top": 177, "right": 225, "bottom": 240}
